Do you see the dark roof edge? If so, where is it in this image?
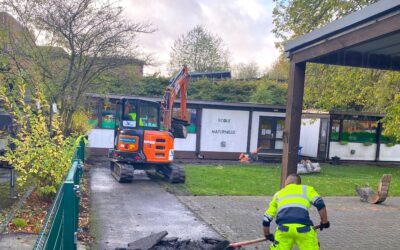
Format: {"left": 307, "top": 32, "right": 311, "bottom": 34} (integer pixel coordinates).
{"left": 284, "top": 0, "right": 400, "bottom": 53}
{"left": 85, "top": 93, "right": 286, "bottom": 110}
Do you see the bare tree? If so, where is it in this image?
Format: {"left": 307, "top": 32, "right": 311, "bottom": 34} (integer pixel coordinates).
{"left": 1, "top": 0, "right": 154, "bottom": 133}
{"left": 233, "top": 62, "right": 260, "bottom": 80}
{"left": 169, "top": 25, "right": 230, "bottom": 73}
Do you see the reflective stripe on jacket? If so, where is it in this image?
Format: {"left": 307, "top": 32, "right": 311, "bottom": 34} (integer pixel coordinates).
{"left": 264, "top": 184, "right": 322, "bottom": 226}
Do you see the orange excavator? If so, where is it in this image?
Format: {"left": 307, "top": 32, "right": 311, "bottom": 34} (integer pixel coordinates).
{"left": 108, "top": 66, "right": 190, "bottom": 183}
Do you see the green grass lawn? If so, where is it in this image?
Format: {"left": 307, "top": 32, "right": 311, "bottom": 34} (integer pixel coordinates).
{"left": 182, "top": 163, "right": 400, "bottom": 196}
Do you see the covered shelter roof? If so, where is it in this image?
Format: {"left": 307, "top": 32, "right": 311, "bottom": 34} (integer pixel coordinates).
{"left": 280, "top": 0, "right": 400, "bottom": 186}
{"left": 284, "top": 0, "right": 400, "bottom": 71}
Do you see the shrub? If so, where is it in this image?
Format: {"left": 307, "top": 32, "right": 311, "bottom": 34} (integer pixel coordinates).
{"left": 12, "top": 218, "right": 27, "bottom": 228}
{"left": 70, "top": 110, "right": 94, "bottom": 136}
{"left": 386, "top": 142, "right": 396, "bottom": 147}
{"left": 0, "top": 77, "right": 75, "bottom": 195}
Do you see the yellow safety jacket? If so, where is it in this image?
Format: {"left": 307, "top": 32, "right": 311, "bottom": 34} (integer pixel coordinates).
{"left": 263, "top": 184, "right": 325, "bottom": 227}
{"left": 129, "top": 112, "right": 144, "bottom": 126}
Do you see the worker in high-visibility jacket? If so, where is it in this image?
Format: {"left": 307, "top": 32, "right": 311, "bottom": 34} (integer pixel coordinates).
{"left": 262, "top": 174, "right": 330, "bottom": 250}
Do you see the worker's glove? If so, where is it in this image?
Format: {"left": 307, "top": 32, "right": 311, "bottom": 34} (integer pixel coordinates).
{"left": 265, "top": 233, "right": 275, "bottom": 242}
{"left": 319, "top": 221, "right": 330, "bottom": 231}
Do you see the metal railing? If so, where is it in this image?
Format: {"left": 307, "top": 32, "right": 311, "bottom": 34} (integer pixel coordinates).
{"left": 33, "top": 137, "right": 85, "bottom": 250}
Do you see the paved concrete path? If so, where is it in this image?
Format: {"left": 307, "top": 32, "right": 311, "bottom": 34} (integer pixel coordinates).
{"left": 179, "top": 196, "right": 400, "bottom": 250}
{"left": 90, "top": 162, "right": 219, "bottom": 250}
{"left": 0, "top": 233, "right": 37, "bottom": 249}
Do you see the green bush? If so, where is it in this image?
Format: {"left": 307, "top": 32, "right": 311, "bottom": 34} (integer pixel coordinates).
{"left": 12, "top": 218, "right": 27, "bottom": 228}
{"left": 386, "top": 142, "right": 396, "bottom": 147}
{"left": 339, "top": 141, "right": 348, "bottom": 145}
{"left": 0, "top": 78, "right": 75, "bottom": 195}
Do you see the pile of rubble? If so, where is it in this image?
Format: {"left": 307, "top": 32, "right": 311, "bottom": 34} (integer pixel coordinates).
{"left": 297, "top": 160, "right": 321, "bottom": 174}
{"left": 116, "top": 231, "right": 236, "bottom": 250}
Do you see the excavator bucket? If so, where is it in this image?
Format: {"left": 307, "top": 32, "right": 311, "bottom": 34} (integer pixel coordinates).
{"left": 171, "top": 118, "right": 189, "bottom": 138}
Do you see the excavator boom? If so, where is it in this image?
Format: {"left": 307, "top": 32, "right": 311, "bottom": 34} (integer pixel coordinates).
{"left": 161, "top": 66, "right": 190, "bottom": 137}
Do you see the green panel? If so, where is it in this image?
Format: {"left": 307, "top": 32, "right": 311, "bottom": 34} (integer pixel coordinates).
{"left": 330, "top": 131, "right": 339, "bottom": 141}
{"left": 187, "top": 124, "right": 196, "bottom": 133}
{"left": 101, "top": 119, "right": 115, "bottom": 129}
{"left": 88, "top": 119, "right": 98, "bottom": 127}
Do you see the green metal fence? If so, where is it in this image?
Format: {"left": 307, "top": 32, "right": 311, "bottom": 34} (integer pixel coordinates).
{"left": 33, "top": 138, "right": 85, "bottom": 250}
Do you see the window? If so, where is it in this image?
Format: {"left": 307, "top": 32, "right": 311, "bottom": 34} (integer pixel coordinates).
{"left": 86, "top": 100, "right": 99, "bottom": 128}
{"left": 172, "top": 108, "right": 197, "bottom": 133}
{"left": 101, "top": 99, "right": 117, "bottom": 129}
{"left": 330, "top": 120, "right": 340, "bottom": 141}
{"left": 122, "top": 100, "right": 138, "bottom": 128}
{"left": 139, "top": 102, "right": 159, "bottom": 128}
{"left": 342, "top": 120, "right": 377, "bottom": 143}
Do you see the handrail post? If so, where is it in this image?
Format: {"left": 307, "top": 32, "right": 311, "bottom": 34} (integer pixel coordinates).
{"left": 63, "top": 180, "right": 77, "bottom": 250}
{"left": 79, "top": 138, "right": 85, "bottom": 163}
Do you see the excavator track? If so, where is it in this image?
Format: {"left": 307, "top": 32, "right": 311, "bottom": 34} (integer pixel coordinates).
{"left": 110, "top": 161, "right": 134, "bottom": 183}
{"left": 157, "top": 163, "right": 185, "bottom": 183}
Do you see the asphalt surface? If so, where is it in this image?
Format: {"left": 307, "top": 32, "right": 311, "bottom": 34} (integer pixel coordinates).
{"left": 179, "top": 196, "right": 400, "bottom": 250}
{"left": 0, "top": 233, "right": 38, "bottom": 250}
{"left": 90, "top": 161, "right": 219, "bottom": 250}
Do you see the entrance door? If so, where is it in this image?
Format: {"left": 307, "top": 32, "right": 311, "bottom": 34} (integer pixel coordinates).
{"left": 317, "top": 118, "right": 329, "bottom": 160}
{"left": 257, "top": 117, "right": 284, "bottom": 153}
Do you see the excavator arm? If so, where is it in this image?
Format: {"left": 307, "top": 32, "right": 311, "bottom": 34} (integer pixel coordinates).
{"left": 161, "top": 65, "right": 190, "bottom": 138}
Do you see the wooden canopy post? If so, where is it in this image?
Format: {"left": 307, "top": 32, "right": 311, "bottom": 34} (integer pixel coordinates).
{"left": 281, "top": 61, "right": 306, "bottom": 187}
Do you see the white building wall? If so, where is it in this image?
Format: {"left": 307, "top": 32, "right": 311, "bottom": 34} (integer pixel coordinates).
{"left": 329, "top": 142, "right": 376, "bottom": 161}
{"left": 174, "top": 134, "right": 196, "bottom": 151}
{"left": 379, "top": 144, "right": 400, "bottom": 161}
{"left": 88, "top": 129, "right": 114, "bottom": 148}
{"left": 299, "top": 118, "right": 321, "bottom": 158}
{"left": 88, "top": 128, "right": 196, "bottom": 151}
{"left": 200, "top": 109, "right": 249, "bottom": 152}
{"left": 250, "top": 111, "right": 286, "bottom": 152}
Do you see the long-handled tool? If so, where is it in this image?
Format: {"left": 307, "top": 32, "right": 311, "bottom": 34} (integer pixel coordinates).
{"left": 229, "top": 237, "right": 276, "bottom": 248}
{"left": 214, "top": 224, "right": 322, "bottom": 250}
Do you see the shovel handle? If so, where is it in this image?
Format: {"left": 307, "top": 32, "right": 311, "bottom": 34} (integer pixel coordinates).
{"left": 229, "top": 225, "right": 321, "bottom": 248}
{"left": 229, "top": 237, "right": 266, "bottom": 247}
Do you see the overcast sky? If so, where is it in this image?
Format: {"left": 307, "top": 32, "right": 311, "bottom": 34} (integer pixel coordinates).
{"left": 122, "top": 0, "right": 280, "bottom": 76}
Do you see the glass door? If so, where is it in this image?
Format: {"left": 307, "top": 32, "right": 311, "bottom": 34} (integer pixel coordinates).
{"left": 257, "top": 117, "right": 285, "bottom": 153}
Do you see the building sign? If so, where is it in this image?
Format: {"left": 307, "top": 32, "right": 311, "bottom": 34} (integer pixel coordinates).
{"left": 200, "top": 109, "right": 249, "bottom": 152}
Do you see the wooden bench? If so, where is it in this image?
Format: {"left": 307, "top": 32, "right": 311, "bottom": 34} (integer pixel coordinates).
{"left": 355, "top": 174, "right": 392, "bottom": 204}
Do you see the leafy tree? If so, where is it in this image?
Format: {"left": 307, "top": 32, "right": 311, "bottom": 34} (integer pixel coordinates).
{"left": 266, "top": 55, "right": 289, "bottom": 82}
{"left": 250, "top": 79, "right": 287, "bottom": 105}
{"left": 169, "top": 25, "right": 230, "bottom": 73}
{"left": 2, "top": 0, "right": 153, "bottom": 134}
{"left": 382, "top": 94, "right": 400, "bottom": 142}
{"left": 188, "top": 78, "right": 257, "bottom": 103}
{"left": 272, "top": 0, "right": 378, "bottom": 49}
{"left": 233, "top": 62, "right": 260, "bottom": 80}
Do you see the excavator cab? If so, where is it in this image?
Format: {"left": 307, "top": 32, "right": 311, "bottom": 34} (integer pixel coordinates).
{"left": 117, "top": 98, "right": 161, "bottom": 131}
